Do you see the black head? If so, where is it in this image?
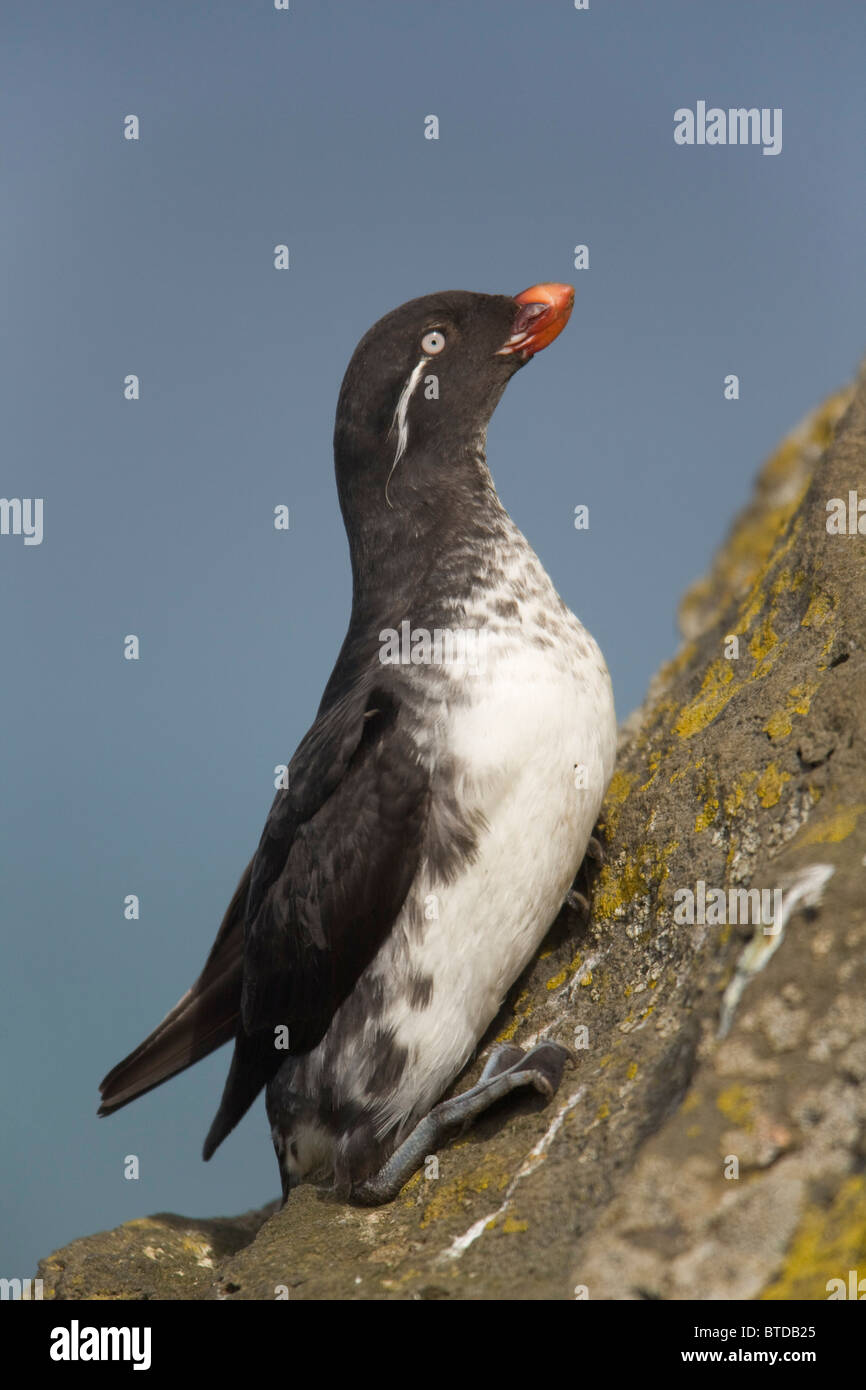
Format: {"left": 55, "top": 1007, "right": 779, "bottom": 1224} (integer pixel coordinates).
{"left": 333, "top": 284, "right": 574, "bottom": 540}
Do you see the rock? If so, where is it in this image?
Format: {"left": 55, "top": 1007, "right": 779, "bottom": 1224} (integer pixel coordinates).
{"left": 39, "top": 371, "right": 866, "bottom": 1299}
{"left": 38, "top": 1206, "right": 277, "bottom": 1301}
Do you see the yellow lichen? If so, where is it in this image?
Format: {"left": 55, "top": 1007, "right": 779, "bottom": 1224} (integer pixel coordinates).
{"left": 755, "top": 762, "right": 791, "bottom": 808}
{"left": 695, "top": 798, "right": 719, "bottom": 833}
{"left": 764, "top": 679, "right": 820, "bottom": 742}
{"left": 749, "top": 613, "right": 779, "bottom": 665}
{"left": 640, "top": 748, "right": 664, "bottom": 792}
{"left": 598, "top": 769, "right": 637, "bottom": 838}
{"left": 420, "top": 1156, "right": 512, "bottom": 1228}
{"left": 593, "top": 841, "right": 679, "bottom": 921}
{"left": 496, "top": 988, "right": 532, "bottom": 1042}
{"left": 674, "top": 659, "right": 736, "bottom": 738}
{"left": 799, "top": 588, "right": 841, "bottom": 669}
{"left": 761, "top": 1175, "right": 866, "bottom": 1300}
{"left": 801, "top": 591, "right": 835, "bottom": 629}
{"left": 765, "top": 710, "right": 793, "bottom": 740}
{"left": 723, "top": 770, "right": 758, "bottom": 815}
{"left": 676, "top": 521, "right": 809, "bottom": 740}
{"left": 716, "top": 1083, "right": 756, "bottom": 1130}
{"left": 502, "top": 1216, "right": 529, "bottom": 1234}
{"left": 796, "top": 804, "right": 866, "bottom": 846}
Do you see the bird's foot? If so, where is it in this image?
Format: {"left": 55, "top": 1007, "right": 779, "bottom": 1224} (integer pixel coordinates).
{"left": 351, "top": 1041, "right": 570, "bottom": 1206}
{"left": 565, "top": 888, "right": 591, "bottom": 918}
{"left": 563, "top": 835, "right": 605, "bottom": 919}
{"left": 585, "top": 834, "right": 605, "bottom": 864}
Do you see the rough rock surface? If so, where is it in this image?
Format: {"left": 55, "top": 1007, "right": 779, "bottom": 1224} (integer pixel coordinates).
{"left": 39, "top": 373, "right": 866, "bottom": 1300}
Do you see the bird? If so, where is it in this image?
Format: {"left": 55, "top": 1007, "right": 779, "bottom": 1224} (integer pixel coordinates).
{"left": 98, "top": 282, "right": 617, "bottom": 1205}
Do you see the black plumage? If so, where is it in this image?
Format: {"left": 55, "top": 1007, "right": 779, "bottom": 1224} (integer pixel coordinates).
{"left": 99, "top": 283, "right": 616, "bottom": 1202}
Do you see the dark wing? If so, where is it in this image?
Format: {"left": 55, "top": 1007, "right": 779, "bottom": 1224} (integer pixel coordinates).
{"left": 100, "top": 673, "right": 429, "bottom": 1158}
{"left": 97, "top": 864, "right": 251, "bottom": 1115}
{"left": 202, "top": 680, "right": 429, "bottom": 1157}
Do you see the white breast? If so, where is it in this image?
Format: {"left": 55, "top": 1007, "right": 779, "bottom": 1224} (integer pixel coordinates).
{"left": 370, "top": 602, "right": 617, "bottom": 1138}
{"left": 284, "top": 523, "right": 617, "bottom": 1173}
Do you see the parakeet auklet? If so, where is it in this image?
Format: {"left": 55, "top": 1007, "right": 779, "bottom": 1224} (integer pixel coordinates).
{"left": 98, "top": 283, "right": 617, "bottom": 1204}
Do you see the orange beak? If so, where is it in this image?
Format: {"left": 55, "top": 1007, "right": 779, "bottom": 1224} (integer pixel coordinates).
{"left": 496, "top": 282, "right": 575, "bottom": 357}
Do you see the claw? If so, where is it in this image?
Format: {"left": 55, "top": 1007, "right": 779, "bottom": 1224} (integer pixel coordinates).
{"left": 350, "top": 1041, "right": 571, "bottom": 1205}
{"left": 566, "top": 888, "right": 590, "bottom": 917}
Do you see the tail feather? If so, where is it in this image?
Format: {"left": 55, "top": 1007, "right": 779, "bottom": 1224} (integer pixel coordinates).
{"left": 202, "top": 1028, "right": 283, "bottom": 1160}
{"left": 97, "top": 863, "right": 251, "bottom": 1117}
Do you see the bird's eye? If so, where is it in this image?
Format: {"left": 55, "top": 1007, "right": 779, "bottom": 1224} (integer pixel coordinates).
{"left": 421, "top": 330, "right": 445, "bottom": 355}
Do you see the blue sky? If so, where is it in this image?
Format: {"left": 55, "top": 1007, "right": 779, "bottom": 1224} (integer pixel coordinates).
{"left": 2, "top": 0, "right": 865, "bottom": 1279}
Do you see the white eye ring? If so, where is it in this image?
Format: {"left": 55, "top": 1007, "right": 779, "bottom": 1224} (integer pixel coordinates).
{"left": 421, "top": 330, "right": 445, "bottom": 354}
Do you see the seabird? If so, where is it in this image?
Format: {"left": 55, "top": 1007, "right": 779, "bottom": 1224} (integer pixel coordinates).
{"left": 99, "top": 283, "right": 617, "bottom": 1204}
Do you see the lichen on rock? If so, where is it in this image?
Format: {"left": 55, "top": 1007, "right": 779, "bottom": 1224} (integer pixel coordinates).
{"left": 38, "top": 369, "right": 866, "bottom": 1300}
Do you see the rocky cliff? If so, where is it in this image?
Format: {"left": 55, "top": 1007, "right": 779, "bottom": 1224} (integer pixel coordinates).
{"left": 39, "top": 372, "right": 866, "bottom": 1299}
